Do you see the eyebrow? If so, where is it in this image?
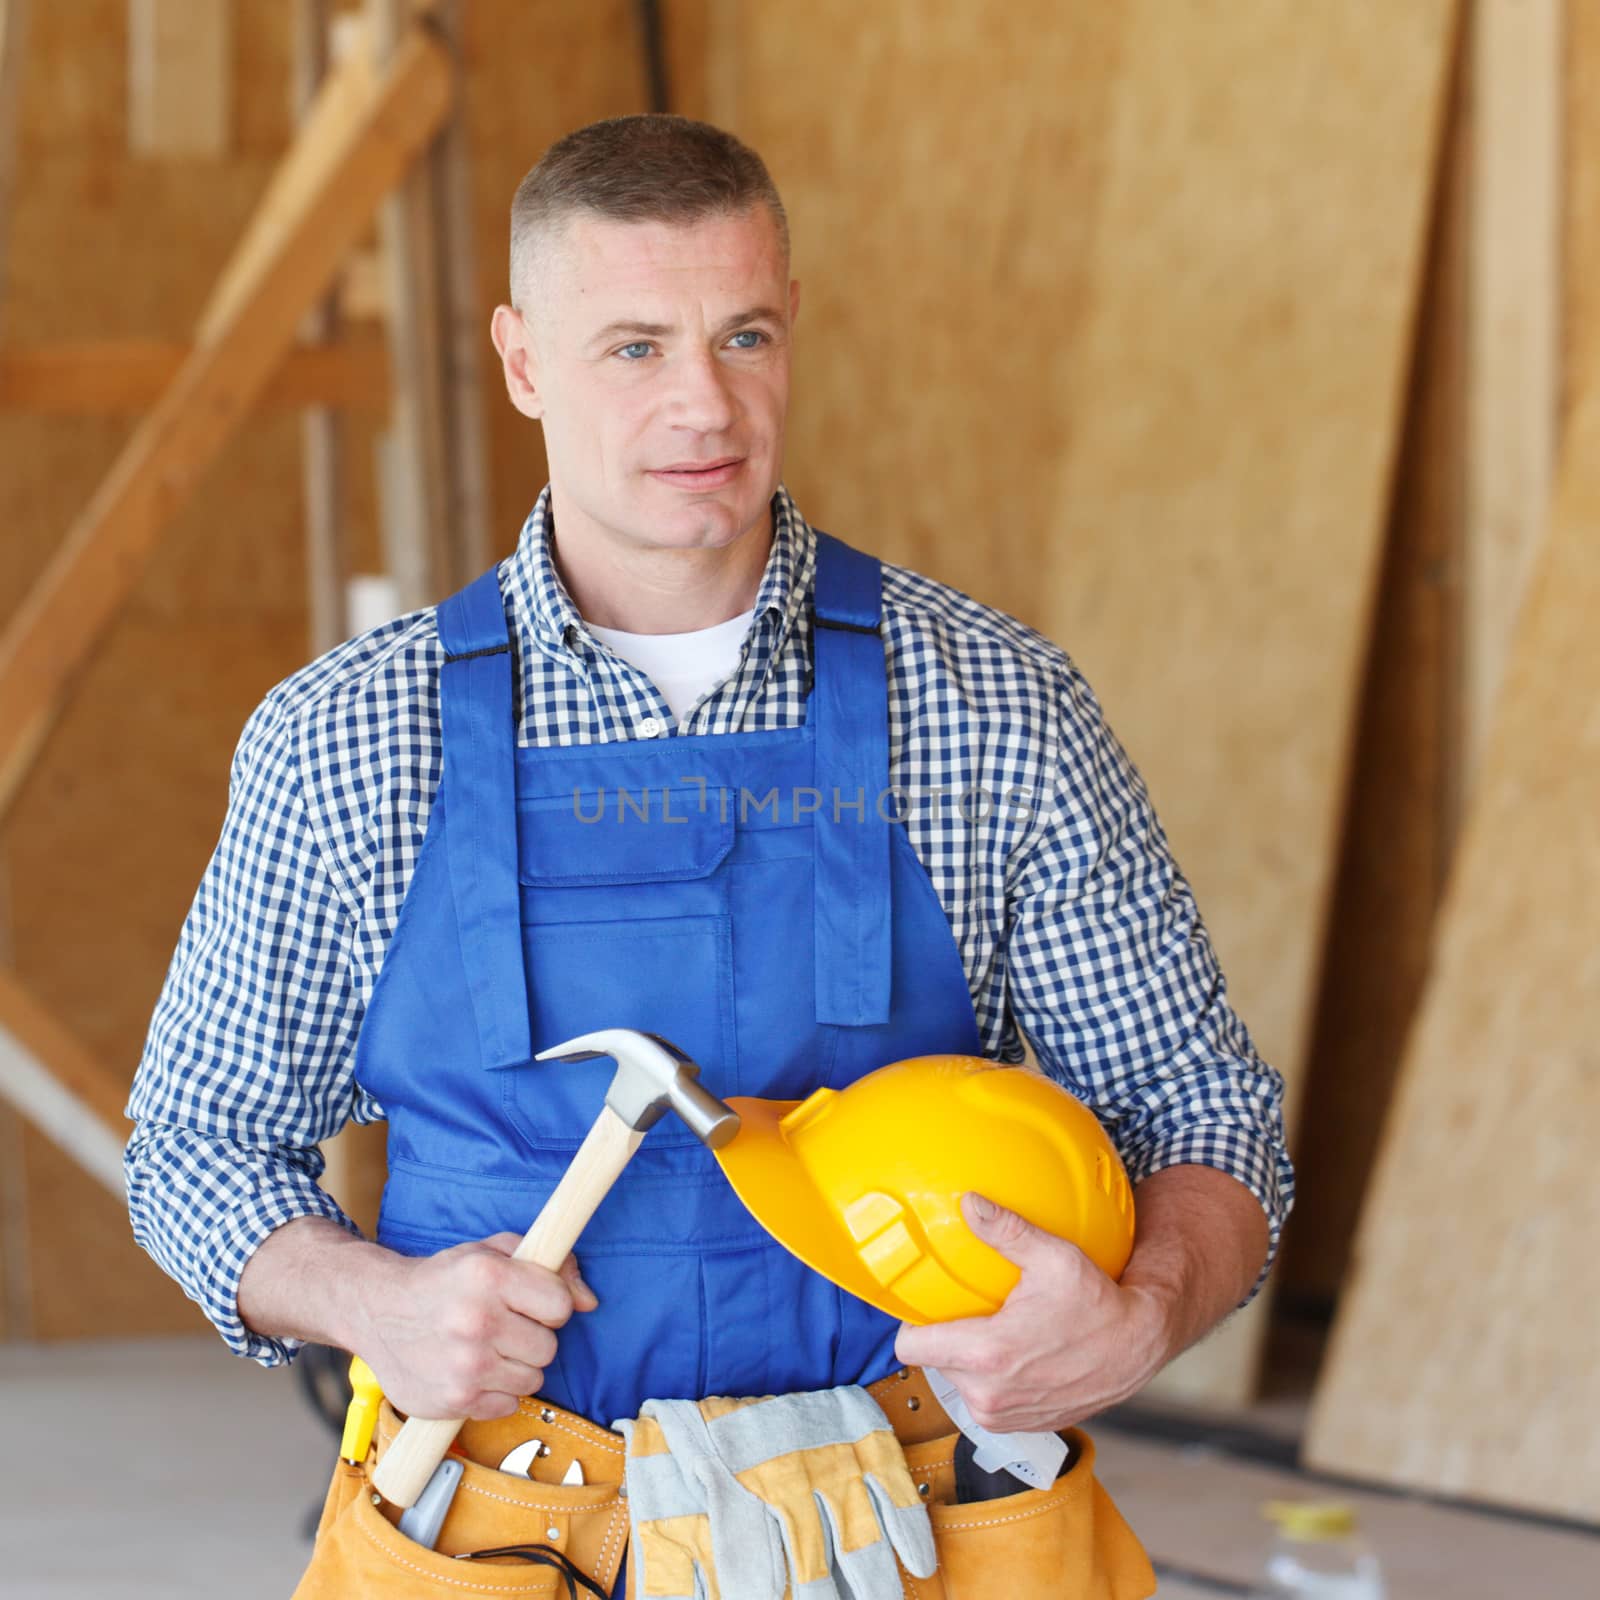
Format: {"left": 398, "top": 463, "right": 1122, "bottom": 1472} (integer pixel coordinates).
{"left": 585, "top": 304, "right": 787, "bottom": 348}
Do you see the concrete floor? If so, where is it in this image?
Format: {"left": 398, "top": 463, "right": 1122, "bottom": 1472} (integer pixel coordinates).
{"left": 1, "top": 1336, "right": 1594, "bottom": 1597}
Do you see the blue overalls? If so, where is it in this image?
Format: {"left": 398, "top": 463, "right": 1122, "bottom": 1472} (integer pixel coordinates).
{"left": 353, "top": 529, "right": 982, "bottom": 1433}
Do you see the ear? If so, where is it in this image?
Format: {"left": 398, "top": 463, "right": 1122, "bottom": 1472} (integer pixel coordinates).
{"left": 490, "top": 304, "right": 544, "bottom": 421}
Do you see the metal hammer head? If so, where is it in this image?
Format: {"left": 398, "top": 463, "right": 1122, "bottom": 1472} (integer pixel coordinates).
{"left": 534, "top": 1028, "right": 741, "bottom": 1149}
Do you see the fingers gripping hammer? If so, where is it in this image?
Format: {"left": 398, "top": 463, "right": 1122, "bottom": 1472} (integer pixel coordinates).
{"left": 371, "top": 1029, "right": 740, "bottom": 1508}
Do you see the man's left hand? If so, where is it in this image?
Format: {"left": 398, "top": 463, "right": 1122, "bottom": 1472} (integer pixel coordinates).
{"left": 892, "top": 1191, "right": 1176, "bottom": 1434}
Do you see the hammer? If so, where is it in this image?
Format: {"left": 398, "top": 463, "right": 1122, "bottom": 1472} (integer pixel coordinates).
{"left": 371, "top": 1028, "right": 739, "bottom": 1507}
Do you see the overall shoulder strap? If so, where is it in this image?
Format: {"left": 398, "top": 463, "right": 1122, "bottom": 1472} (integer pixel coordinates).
{"left": 435, "top": 565, "right": 532, "bottom": 1071}
{"left": 809, "top": 532, "right": 892, "bottom": 1027}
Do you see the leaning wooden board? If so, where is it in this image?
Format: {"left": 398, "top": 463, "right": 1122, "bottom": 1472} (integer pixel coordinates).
{"left": 712, "top": 0, "right": 1459, "bottom": 1403}
{"left": 1036, "top": 0, "right": 1465, "bottom": 1401}
{"left": 1039, "top": 0, "right": 1459, "bottom": 1404}
{"left": 1304, "top": 385, "right": 1600, "bottom": 1523}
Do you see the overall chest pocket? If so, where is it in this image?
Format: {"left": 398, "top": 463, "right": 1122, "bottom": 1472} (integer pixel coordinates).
{"left": 503, "top": 790, "right": 738, "bottom": 1154}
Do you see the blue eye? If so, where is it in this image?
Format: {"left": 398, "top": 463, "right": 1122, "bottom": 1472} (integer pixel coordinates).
{"left": 729, "top": 330, "right": 765, "bottom": 348}
{"left": 617, "top": 342, "right": 652, "bottom": 360}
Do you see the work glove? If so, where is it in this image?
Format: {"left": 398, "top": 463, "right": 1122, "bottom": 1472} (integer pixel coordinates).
{"left": 614, "top": 1385, "right": 937, "bottom": 1600}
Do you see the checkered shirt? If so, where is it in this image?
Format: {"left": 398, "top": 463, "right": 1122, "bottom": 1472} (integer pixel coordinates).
{"left": 126, "top": 483, "right": 1294, "bottom": 1366}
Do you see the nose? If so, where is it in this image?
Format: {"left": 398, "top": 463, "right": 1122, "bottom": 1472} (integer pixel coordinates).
{"left": 668, "top": 347, "right": 740, "bottom": 435}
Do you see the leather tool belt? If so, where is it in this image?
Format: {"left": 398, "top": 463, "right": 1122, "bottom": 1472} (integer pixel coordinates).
{"left": 292, "top": 1366, "right": 1157, "bottom": 1599}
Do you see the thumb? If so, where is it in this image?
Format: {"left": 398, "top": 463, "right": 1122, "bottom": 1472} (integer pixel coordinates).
{"left": 961, "top": 1191, "right": 1060, "bottom": 1270}
{"left": 559, "top": 1252, "right": 599, "bottom": 1310}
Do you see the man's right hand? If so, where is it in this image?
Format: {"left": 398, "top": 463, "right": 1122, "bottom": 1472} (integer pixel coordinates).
{"left": 236, "top": 1216, "right": 599, "bottom": 1421}
{"left": 353, "top": 1232, "right": 600, "bottom": 1421}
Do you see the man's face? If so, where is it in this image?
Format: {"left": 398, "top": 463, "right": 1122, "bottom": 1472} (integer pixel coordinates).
{"left": 492, "top": 205, "right": 799, "bottom": 559}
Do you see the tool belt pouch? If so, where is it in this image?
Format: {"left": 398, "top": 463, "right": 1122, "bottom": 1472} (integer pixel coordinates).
{"left": 868, "top": 1368, "right": 1157, "bottom": 1600}
{"left": 616, "top": 1368, "right": 1156, "bottom": 1600}
{"left": 291, "top": 1396, "right": 632, "bottom": 1598}
{"left": 291, "top": 1368, "right": 1155, "bottom": 1600}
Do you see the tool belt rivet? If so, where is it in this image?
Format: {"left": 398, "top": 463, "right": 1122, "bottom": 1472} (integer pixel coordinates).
{"left": 906, "top": 1396, "right": 921, "bottom": 1411}
{"left": 918, "top": 1481, "right": 930, "bottom": 1497}
{"left": 541, "top": 1407, "right": 555, "bottom": 1423}
{"left": 546, "top": 1525, "right": 561, "bottom": 1540}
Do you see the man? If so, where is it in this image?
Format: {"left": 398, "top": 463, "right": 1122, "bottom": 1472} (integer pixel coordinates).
{"left": 129, "top": 111, "right": 1290, "bottom": 1503}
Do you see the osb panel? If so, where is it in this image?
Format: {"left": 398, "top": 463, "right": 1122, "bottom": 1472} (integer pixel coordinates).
{"left": 1461, "top": 0, "right": 1561, "bottom": 790}
{"left": 709, "top": 0, "right": 1126, "bottom": 626}
{"left": 1277, "top": 34, "right": 1468, "bottom": 1307}
{"left": 1039, "top": 0, "right": 1456, "bottom": 1403}
{"left": 1304, "top": 387, "right": 1600, "bottom": 1524}
{"left": 16, "top": 0, "right": 299, "bottom": 156}
{"left": 717, "top": 0, "right": 1455, "bottom": 1402}
{"left": 460, "top": 0, "right": 715, "bottom": 554}
{"left": 13, "top": 0, "right": 127, "bottom": 154}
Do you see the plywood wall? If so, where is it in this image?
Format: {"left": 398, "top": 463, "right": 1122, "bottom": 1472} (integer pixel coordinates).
{"left": 714, "top": 0, "right": 1457, "bottom": 1402}
{"left": 0, "top": 0, "right": 711, "bottom": 1340}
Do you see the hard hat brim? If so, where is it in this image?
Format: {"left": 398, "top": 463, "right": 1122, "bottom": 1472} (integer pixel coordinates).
{"left": 714, "top": 1094, "right": 932, "bottom": 1324}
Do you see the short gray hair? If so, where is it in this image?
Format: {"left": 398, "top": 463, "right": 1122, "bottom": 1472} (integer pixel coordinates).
{"left": 509, "top": 114, "right": 790, "bottom": 310}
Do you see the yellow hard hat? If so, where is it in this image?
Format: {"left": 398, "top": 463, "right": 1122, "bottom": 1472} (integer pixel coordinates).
{"left": 715, "top": 1055, "right": 1136, "bottom": 1324}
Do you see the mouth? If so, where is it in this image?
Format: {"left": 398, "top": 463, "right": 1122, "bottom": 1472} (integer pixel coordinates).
{"left": 648, "top": 457, "right": 745, "bottom": 489}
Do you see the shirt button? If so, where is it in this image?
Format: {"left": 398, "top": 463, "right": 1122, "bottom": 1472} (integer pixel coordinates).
{"left": 638, "top": 716, "right": 664, "bottom": 739}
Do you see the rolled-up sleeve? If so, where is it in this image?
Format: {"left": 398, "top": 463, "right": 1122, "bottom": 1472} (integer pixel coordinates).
{"left": 1004, "top": 662, "right": 1294, "bottom": 1307}
{"left": 125, "top": 692, "right": 378, "bottom": 1366}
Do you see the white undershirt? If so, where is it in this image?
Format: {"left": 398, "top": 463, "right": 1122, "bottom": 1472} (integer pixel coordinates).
{"left": 585, "top": 607, "right": 757, "bottom": 723}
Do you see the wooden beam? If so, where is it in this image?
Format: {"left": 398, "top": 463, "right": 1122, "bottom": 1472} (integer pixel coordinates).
{"left": 0, "top": 21, "right": 452, "bottom": 825}
{"left": 127, "top": 0, "right": 232, "bottom": 159}
{"left": 295, "top": 0, "right": 358, "bottom": 1221}
{"left": 0, "top": 968, "right": 129, "bottom": 1197}
{"left": 370, "top": 0, "right": 454, "bottom": 611}
{"left": 295, "top": 0, "right": 351, "bottom": 660}
{"left": 1462, "top": 0, "right": 1562, "bottom": 795}
{"left": 0, "top": 339, "right": 391, "bottom": 414}
{"left": 431, "top": 0, "right": 493, "bottom": 580}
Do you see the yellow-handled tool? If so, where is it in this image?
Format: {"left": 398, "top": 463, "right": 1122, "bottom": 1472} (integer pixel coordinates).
{"left": 341, "top": 1356, "right": 383, "bottom": 1465}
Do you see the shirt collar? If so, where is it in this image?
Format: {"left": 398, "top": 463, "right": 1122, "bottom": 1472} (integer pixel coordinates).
{"left": 503, "top": 482, "right": 816, "bottom": 655}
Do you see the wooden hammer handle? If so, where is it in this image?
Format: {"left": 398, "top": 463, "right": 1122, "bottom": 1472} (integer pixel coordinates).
{"left": 371, "top": 1106, "right": 645, "bottom": 1507}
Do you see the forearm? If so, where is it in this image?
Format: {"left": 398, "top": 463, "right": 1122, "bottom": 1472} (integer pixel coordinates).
{"left": 236, "top": 1215, "right": 401, "bottom": 1354}
{"left": 125, "top": 1119, "right": 367, "bottom": 1364}
{"left": 241, "top": 1220, "right": 600, "bottom": 1422}
{"left": 1119, "top": 1163, "right": 1271, "bottom": 1364}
